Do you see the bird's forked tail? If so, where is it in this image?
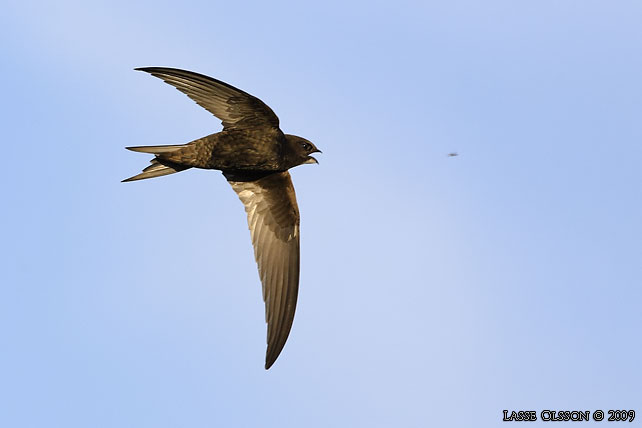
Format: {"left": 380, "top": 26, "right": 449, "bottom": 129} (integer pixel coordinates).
{"left": 122, "top": 145, "right": 191, "bottom": 182}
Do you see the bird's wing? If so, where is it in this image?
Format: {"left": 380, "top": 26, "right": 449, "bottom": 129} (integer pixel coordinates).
{"left": 137, "top": 67, "right": 280, "bottom": 131}
{"left": 227, "top": 171, "right": 300, "bottom": 369}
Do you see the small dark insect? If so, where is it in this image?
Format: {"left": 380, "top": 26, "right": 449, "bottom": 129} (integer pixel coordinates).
{"left": 447, "top": 152, "right": 459, "bottom": 157}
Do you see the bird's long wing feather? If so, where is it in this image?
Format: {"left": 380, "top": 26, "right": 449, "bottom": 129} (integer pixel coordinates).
{"left": 227, "top": 171, "right": 300, "bottom": 369}
{"left": 137, "top": 67, "right": 280, "bottom": 131}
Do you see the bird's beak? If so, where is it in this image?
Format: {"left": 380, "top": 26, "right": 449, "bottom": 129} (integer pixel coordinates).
{"left": 304, "top": 156, "right": 319, "bottom": 164}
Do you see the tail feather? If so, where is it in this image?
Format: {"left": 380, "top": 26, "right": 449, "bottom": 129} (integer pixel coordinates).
{"left": 126, "top": 144, "right": 189, "bottom": 154}
{"left": 122, "top": 159, "right": 190, "bottom": 182}
{"left": 123, "top": 144, "right": 192, "bottom": 182}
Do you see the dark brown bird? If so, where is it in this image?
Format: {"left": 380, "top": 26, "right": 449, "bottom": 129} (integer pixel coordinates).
{"left": 123, "top": 67, "right": 320, "bottom": 369}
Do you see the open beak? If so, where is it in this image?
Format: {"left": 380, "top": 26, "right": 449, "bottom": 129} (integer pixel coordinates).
{"left": 305, "top": 148, "right": 322, "bottom": 164}
{"left": 304, "top": 156, "right": 318, "bottom": 164}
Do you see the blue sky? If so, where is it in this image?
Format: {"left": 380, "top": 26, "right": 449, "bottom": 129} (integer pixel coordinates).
{"left": 2, "top": 1, "right": 641, "bottom": 427}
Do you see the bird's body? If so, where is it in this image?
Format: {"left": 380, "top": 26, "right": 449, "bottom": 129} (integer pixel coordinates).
{"left": 126, "top": 122, "right": 315, "bottom": 179}
{"left": 124, "top": 67, "right": 320, "bottom": 369}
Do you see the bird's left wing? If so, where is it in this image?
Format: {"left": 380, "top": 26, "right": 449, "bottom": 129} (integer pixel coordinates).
{"left": 136, "top": 67, "right": 280, "bottom": 131}
{"left": 227, "top": 171, "right": 300, "bottom": 369}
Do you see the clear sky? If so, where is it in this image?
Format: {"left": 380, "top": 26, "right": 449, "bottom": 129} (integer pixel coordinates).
{"left": 2, "top": 1, "right": 641, "bottom": 427}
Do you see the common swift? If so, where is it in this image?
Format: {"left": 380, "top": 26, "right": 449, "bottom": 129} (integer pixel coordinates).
{"left": 123, "top": 67, "right": 320, "bottom": 369}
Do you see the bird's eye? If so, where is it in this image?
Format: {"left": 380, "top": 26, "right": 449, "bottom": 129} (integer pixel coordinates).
{"left": 302, "top": 143, "right": 311, "bottom": 151}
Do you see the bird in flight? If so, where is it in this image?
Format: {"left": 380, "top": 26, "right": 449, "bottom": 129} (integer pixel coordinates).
{"left": 123, "top": 67, "right": 321, "bottom": 369}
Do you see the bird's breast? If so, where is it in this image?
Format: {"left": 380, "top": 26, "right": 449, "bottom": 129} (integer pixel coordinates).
{"left": 202, "top": 131, "right": 284, "bottom": 171}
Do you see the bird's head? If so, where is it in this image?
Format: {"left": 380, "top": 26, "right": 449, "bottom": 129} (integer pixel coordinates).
{"left": 284, "top": 134, "right": 322, "bottom": 167}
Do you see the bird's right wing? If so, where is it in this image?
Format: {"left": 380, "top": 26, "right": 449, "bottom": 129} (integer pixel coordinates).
{"left": 136, "top": 67, "right": 280, "bottom": 131}
{"left": 227, "top": 171, "right": 300, "bottom": 369}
